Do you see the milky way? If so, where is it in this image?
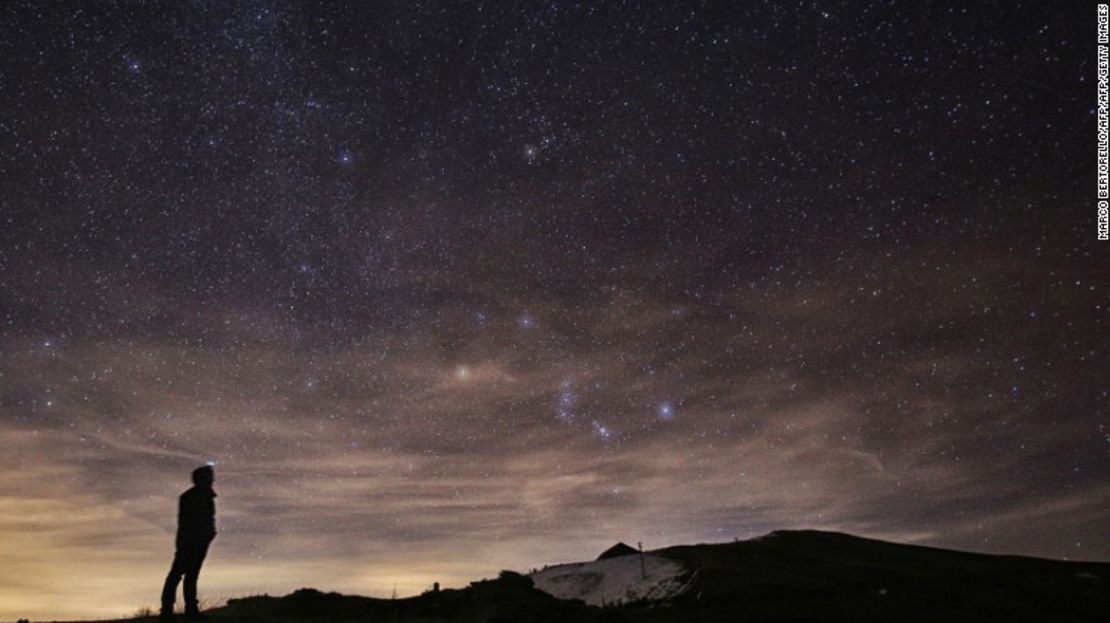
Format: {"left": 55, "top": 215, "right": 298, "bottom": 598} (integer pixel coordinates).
{"left": 0, "top": 2, "right": 1105, "bottom": 620}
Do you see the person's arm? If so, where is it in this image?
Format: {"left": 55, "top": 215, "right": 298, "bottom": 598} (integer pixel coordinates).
{"left": 208, "top": 497, "right": 217, "bottom": 540}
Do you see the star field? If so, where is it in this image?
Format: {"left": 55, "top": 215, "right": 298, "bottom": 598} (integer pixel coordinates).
{"left": 0, "top": 2, "right": 1105, "bottom": 620}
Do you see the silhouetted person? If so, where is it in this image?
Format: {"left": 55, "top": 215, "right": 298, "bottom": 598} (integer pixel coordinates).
{"left": 160, "top": 465, "right": 217, "bottom": 621}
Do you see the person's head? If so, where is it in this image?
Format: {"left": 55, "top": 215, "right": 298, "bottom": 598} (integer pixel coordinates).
{"left": 192, "top": 465, "right": 215, "bottom": 488}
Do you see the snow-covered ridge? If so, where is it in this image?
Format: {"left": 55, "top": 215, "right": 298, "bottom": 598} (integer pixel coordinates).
{"left": 529, "top": 552, "right": 692, "bottom": 607}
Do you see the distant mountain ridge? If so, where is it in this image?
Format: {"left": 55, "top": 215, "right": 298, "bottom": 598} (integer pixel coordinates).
{"left": 81, "top": 529, "right": 1110, "bottom": 622}
{"left": 596, "top": 541, "right": 639, "bottom": 560}
{"left": 524, "top": 529, "right": 1107, "bottom": 621}
{"left": 633, "top": 529, "right": 1108, "bottom": 622}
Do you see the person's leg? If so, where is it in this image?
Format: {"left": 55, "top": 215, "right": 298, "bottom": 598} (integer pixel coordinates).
{"left": 182, "top": 543, "right": 210, "bottom": 616}
{"left": 161, "top": 551, "right": 186, "bottom": 615}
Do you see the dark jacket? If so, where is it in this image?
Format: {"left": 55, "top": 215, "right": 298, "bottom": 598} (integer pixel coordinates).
{"left": 176, "top": 486, "right": 217, "bottom": 548}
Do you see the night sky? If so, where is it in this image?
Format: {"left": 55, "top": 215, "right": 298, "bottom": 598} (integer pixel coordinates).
{"left": 0, "top": 2, "right": 1105, "bottom": 620}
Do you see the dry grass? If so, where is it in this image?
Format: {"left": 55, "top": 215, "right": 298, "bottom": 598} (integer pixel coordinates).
{"left": 131, "top": 597, "right": 224, "bottom": 619}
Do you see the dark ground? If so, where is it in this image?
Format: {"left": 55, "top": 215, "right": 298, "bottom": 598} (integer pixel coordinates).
{"left": 59, "top": 530, "right": 1109, "bottom": 623}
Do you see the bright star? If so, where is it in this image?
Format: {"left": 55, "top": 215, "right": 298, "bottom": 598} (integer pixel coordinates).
{"left": 592, "top": 421, "right": 612, "bottom": 441}
{"left": 658, "top": 402, "right": 675, "bottom": 421}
